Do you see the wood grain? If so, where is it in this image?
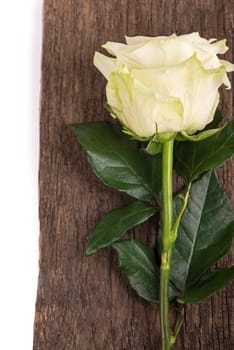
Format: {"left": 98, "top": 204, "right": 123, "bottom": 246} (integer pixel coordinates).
{"left": 34, "top": 1, "right": 234, "bottom": 349}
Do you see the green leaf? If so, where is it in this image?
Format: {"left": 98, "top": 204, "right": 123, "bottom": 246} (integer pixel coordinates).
{"left": 85, "top": 201, "right": 157, "bottom": 256}
{"left": 180, "top": 267, "right": 234, "bottom": 303}
{"left": 112, "top": 239, "right": 178, "bottom": 302}
{"left": 171, "top": 171, "right": 234, "bottom": 293}
{"left": 174, "top": 120, "right": 234, "bottom": 183}
{"left": 204, "top": 108, "right": 223, "bottom": 130}
{"left": 112, "top": 239, "right": 162, "bottom": 302}
{"left": 72, "top": 122, "right": 161, "bottom": 201}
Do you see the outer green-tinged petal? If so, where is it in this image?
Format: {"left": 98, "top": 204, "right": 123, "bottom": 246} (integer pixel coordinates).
{"left": 133, "top": 54, "right": 226, "bottom": 133}
{"left": 93, "top": 52, "right": 118, "bottom": 80}
{"left": 106, "top": 66, "right": 183, "bottom": 137}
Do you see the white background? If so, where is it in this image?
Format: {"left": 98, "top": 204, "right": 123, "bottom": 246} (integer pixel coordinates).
{"left": 0, "top": 1, "right": 42, "bottom": 349}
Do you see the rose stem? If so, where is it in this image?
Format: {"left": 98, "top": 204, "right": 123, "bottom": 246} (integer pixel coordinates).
{"left": 160, "top": 139, "right": 174, "bottom": 350}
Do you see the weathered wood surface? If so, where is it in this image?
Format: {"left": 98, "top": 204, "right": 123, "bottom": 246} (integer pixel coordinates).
{"left": 34, "top": 1, "right": 234, "bottom": 349}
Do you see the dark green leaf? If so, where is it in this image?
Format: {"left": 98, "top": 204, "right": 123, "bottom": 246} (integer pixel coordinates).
{"left": 85, "top": 201, "right": 157, "bottom": 256}
{"left": 72, "top": 122, "right": 161, "bottom": 201}
{"left": 174, "top": 120, "right": 234, "bottom": 183}
{"left": 112, "top": 239, "right": 178, "bottom": 302}
{"left": 204, "top": 108, "right": 223, "bottom": 130}
{"left": 171, "top": 171, "right": 234, "bottom": 292}
{"left": 112, "top": 240, "right": 160, "bottom": 302}
{"left": 181, "top": 267, "right": 234, "bottom": 303}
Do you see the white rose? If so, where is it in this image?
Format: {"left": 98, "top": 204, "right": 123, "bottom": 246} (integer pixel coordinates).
{"left": 94, "top": 33, "right": 234, "bottom": 138}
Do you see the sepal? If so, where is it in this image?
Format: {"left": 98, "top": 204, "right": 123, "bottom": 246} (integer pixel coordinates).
{"left": 176, "top": 124, "right": 226, "bottom": 142}
{"left": 104, "top": 103, "right": 118, "bottom": 118}
{"left": 145, "top": 136, "right": 162, "bottom": 155}
{"left": 122, "top": 125, "right": 150, "bottom": 141}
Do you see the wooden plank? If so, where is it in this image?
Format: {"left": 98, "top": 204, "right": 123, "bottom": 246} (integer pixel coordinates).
{"left": 34, "top": 1, "right": 234, "bottom": 349}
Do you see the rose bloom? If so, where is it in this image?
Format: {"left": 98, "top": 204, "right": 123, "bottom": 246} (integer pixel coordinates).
{"left": 94, "top": 33, "right": 234, "bottom": 139}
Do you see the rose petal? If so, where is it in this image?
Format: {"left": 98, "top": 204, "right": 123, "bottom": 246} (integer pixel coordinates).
{"left": 106, "top": 66, "right": 184, "bottom": 137}
{"left": 132, "top": 54, "right": 226, "bottom": 133}
{"left": 93, "top": 52, "right": 118, "bottom": 79}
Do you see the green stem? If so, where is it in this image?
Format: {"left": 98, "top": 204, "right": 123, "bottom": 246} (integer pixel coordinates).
{"left": 160, "top": 139, "right": 174, "bottom": 350}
